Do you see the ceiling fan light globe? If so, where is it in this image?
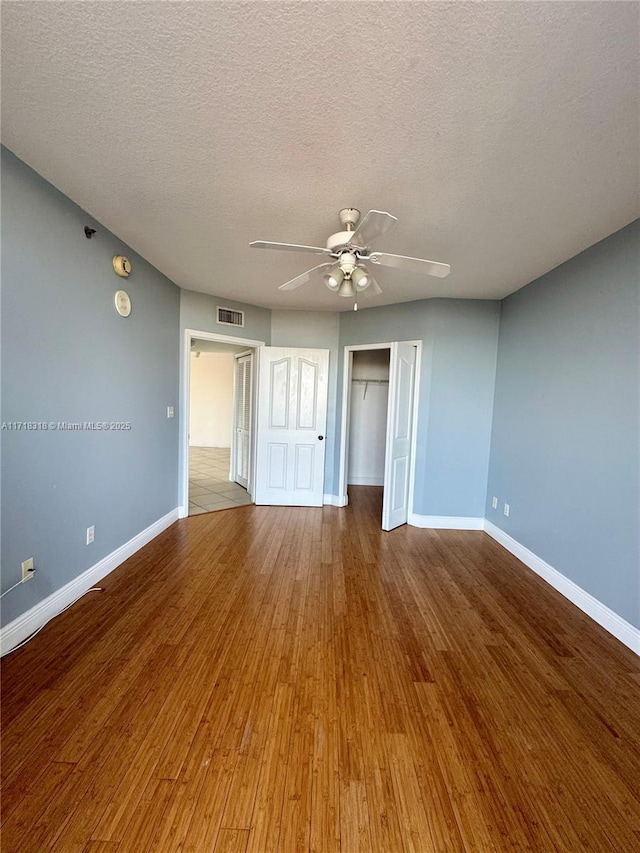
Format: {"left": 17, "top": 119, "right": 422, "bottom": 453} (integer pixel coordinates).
{"left": 352, "top": 267, "right": 370, "bottom": 291}
{"left": 337, "top": 278, "right": 355, "bottom": 298}
{"left": 324, "top": 267, "right": 343, "bottom": 290}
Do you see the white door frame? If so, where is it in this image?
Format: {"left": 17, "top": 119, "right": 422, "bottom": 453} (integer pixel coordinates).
{"left": 179, "top": 329, "right": 265, "bottom": 518}
{"left": 337, "top": 340, "right": 422, "bottom": 523}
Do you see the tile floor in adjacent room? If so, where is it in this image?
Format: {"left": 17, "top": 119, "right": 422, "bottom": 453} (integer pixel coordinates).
{"left": 188, "top": 446, "right": 252, "bottom": 515}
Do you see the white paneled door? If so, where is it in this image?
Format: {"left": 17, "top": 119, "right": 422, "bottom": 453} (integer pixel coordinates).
{"left": 254, "top": 347, "right": 329, "bottom": 506}
{"left": 382, "top": 342, "right": 417, "bottom": 531}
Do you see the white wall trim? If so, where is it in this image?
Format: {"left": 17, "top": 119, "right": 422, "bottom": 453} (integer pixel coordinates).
{"left": 1, "top": 508, "right": 179, "bottom": 656}
{"left": 409, "top": 514, "right": 485, "bottom": 530}
{"left": 484, "top": 521, "right": 640, "bottom": 655}
{"left": 324, "top": 493, "right": 348, "bottom": 507}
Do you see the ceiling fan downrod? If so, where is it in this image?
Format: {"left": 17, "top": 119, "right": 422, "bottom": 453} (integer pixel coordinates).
{"left": 338, "top": 208, "right": 360, "bottom": 231}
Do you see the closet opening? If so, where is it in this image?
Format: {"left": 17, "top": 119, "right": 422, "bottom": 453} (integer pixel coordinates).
{"left": 347, "top": 349, "right": 391, "bottom": 488}
{"left": 339, "top": 341, "right": 420, "bottom": 531}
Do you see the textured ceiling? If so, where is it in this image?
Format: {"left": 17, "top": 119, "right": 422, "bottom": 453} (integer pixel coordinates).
{"left": 2, "top": 2, "right": 638, "bottom": 311}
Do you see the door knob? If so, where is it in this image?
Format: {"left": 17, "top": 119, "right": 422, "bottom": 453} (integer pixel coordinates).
{"left": 318, "top": 435, "right": 324, "bottom": 440}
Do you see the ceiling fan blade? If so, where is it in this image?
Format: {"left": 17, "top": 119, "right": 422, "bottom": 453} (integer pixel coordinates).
{"left": 278, "top": 263, "right": 333, "bottom": 291}
{"left": 250, "top": 240, "right": 331, "bottom": 256}
{"left": 349, "top": 210, "right": 397, "bottom": 247}
{"left": 361, "top": 275, "right": 382, "bottom": 297}
{"left": 368, "top": 251, "right": 450, "bottom": 278}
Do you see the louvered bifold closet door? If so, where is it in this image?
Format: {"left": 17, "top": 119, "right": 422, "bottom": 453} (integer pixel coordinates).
{"left": 234, "top": 354, "right": 252, "bottom": 488}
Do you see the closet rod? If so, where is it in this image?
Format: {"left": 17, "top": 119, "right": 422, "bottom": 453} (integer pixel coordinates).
{"left": 352, "top": 377, "right": 389, "bottom": 399}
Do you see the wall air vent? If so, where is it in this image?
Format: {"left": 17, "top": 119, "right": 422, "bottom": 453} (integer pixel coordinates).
{"left": 217, "top": 306, "right": 245, "bottom": 328}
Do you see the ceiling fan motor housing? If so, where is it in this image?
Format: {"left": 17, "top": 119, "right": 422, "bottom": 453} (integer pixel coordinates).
{"left": 326, "top": 231, "right": 362, "bottom": 253}
{"left": 325, "top": 208, "right": 364, "bottom": 253}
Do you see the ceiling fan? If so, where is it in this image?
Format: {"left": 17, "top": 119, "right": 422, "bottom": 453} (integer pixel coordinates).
{"left": 250, "top": 208, "right": 450, "bottom": 310}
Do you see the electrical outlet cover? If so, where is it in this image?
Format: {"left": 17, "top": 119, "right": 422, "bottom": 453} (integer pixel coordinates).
{"left": 21, "top": 557, "right": 34, "bottom": 581}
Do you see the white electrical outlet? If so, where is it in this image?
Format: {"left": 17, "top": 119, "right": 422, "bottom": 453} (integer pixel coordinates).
{"left": 491, "top": 496, "right": 498, "bottom": 509}
{"left": 503, "top": 503, "right": 510, "bottom": 517}
{"left": 167, "top": 406, "right": 174, "bottom": 418}
{"left": 21, "top": 557, "right": 35, "bottom": 582}
{"left": 86, "top": 525, "right": 95, "bottom": 545}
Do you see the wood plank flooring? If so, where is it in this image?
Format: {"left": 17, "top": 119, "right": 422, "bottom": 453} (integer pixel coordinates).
{"left": 2, "top": 487, "right": 640, "bottom": 852}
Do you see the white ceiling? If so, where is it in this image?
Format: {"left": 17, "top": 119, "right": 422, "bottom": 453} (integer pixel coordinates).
{"left": 2, "top": 2, "right": 638, "bottom": 311}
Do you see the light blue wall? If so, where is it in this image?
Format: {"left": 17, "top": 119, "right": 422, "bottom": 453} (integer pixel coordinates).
{"left": 486, "top": 220, "right": 640, "bottom": 628}
{"left": 271, "top": 310, "right": 340, "bottom": 495}
{"left": 1, "top": 147, "right": 181, "bottom": 626}
{"left": 180, "top": 289, "right": 271, "bottom": 344}
{"left": 338, "top": 299, "right": 501, "bottom": 517}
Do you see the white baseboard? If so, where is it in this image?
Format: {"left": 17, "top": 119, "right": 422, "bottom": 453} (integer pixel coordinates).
{"left": 347, "top": 476, "right": 384, "bottom": 486}
{"left": 409, "top": 514, "right": 485, "bottom": 530}
{"left": 188, "top": 443, "right": 231, "bottom": 449}
{"left": 483, "top": 521, "right": 640, "bottom": 656}
{"left": 0, "top": 508, "right": 180, "bottom": 656}
{"left": 324, "top": 494, "right": 348, "bottom": 507}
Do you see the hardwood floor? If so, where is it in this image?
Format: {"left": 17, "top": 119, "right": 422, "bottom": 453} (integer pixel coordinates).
{"left": 2, "top": 487, "right": 639, "bottom": 852}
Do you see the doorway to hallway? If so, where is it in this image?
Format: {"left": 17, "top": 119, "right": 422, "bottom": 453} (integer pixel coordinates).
{"left": 181, "top": 329, "right": 264, "bottom": 518}
{"left": 188, "top": 447, "right": 252, "bottom": 515}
